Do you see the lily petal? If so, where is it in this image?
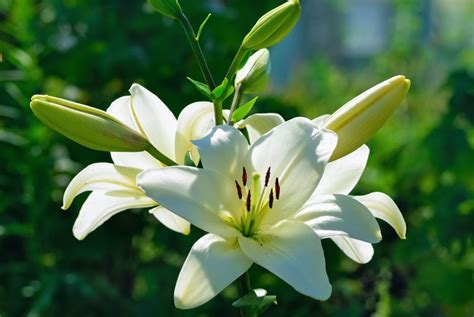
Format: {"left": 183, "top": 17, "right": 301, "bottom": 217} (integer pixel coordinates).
{"left": 174, "top": 234, "right": 252, "bottom": 309}
{"left": 110, "top": 151, "right": 162, "bottom": 170}
{"left": 239, "top": 220, "right": 332, "bottom": 300}
{"left": 107, "top": 94, "right": 162, "bottom": 170}
{"left": 62, "top": 163, "right": 141, "bottom": 210}
{"left": 175, "top": 101, "right": 215, "bottom": 165}
{"left": 313, "top": 145, "right": 369, "bottom": 196}
{"left": 193, "top": 125, "right": 249, "bottom": 179}
{"left": 107, "top": 96, "right": 140, "bottom": 132}
{"left": 137, "top": 166, "right": 241, "bottom": 237}
{"left": 295, "top": 194, "right": 382, "bottom": 243}
{"left": 129, "top": 83, "right": 177, "bottom": 160}
{"left": 354, "top": 192, "right": 406, "bottom": 239}
{"left": 73, "top": 191, "right": 156, "bottom": 240}
{"left": 150, "top": 206, "right": 191, "bottom": 235}
{"left": 331, "top": 237, "right": 374, "bottom": 264}
{"left": 237, "top": 113, "right": 285, "bottom": 144}
{"left": 247, "top": 118, "right": 337, "bottom": 220}
{"left": 312, "top": 114, "right": 330, "bottom": 128}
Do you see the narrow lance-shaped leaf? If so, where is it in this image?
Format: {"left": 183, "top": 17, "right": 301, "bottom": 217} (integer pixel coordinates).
{"left": 232, "top": 97, "right": 258, "bottom": 122}
{"left": 196, "top": 13, "right": 212, "bottom": 41}
{"left": 187, "top": 77, "right": 211, "bottom": 98}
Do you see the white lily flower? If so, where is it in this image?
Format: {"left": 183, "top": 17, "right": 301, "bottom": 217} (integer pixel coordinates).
{"left": 138, "top": 118, "right": 383, "bottom": 309}
{"left": 62, "top": 83, "right": 222, "bottom": 240}
{"left": 239, "top": 113, "right": 407, "bottom": 263}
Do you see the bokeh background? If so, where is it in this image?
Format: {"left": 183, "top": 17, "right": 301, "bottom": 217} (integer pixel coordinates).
{"left": 1, "top": 0, "right": 473, "bottom": 316}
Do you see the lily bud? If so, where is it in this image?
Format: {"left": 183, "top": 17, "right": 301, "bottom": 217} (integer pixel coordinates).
{"left": 242, "top": 0, "right": 301, "bottom": 50}
{"left": 30, "top": 95, "right": 150, "bottom": 152}
{"left": 324, "top": 75, "right": 411, "bottom": 160}
{"left": 148, "top": 0, "right": 182, "bottom": 19}
{"left": 235, "top": 49, "right": 271, "bottom": 93}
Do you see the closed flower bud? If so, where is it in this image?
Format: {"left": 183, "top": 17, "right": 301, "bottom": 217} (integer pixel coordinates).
{"left": 324, "top": 75, "right": 411, "bottom": 160}
{"left": 30, "top": 95, "right": 150, "bottom": 152}
{"left": 148, "top": 0, "right": 182, "bottom": 19}
{"left": 235, "top": 49, "right": 271, "bottom": 93}
{"left": 242, "top": 0, "right": 301, "bottom": 50}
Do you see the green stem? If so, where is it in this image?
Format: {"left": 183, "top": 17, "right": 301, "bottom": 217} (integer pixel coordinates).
{"left": 227, "top": 83, "right": 243, "bottom": 124}
{"left": 177, "top": 13, "right": 216, "bottom": 89}
{"left": 176, "top": 12, "right": 223, "bottom": 125}
{"left": 225, "top": 46, "right": 248, "bottom": 81}
{"left": 146, "top": 145, "right": 177, "bottom": 166}
{"left": 238, "top": 271, "right": 257, "bottom": 317}
{"left": 214, "top": 98, "right": 224, "bottom": 125}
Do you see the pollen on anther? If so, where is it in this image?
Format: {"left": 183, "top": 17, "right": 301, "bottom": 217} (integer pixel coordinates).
{"left": 275, "top": 177, "right": 280, "bottom": 199}
{"left": 265, "top": 167, "right": 271, "bottom": 187}
{"left": 242, "top": 167, "right": 248, "bottom": 186}
{"left": 269, "top": 189, "right": 274, "bottom": 208}
{"left": 246, "top": 190, "right": 251, "bottom": 211}
{"left": 235, "top": 181, "right": 242, "bottom": 199}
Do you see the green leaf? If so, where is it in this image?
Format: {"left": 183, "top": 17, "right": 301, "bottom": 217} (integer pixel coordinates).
{"left": 183, "top": 151, "right": 195, "bottom": 167}
{"left": 196, "top": 13, "right": 212, "bottom": 41}
{"left": 232, "top": 289, "right": 277, "bottom": 315}
{"left": 232, "top": 96, "right": 258, "bottom": 122}
{"left": 222, "top": 84, "right": 235, "bottom": 101}
{"left": 187, "top": 77, "right": 211, "bottom": 98}
{"left": 211, "top": 78, "right": 228, "bottom": 99}
{"left": 256, "top": 295, "right": 277, "bottom": 314}
{"left": 211, "top": 78, "right": 235, "bottom": 101}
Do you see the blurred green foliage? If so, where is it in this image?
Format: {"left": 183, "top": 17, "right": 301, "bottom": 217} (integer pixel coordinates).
{"left": 1, "top": 0, "right": 473, "bottom": 316}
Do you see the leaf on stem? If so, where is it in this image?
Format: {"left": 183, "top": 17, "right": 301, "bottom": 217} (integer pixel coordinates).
{"left": 196, "top": 13, "right": 212, "bottom": 41}
{"left": 187, "top": 77, "right": 211, "bottom": 98}
{"left": 232, "top": 97, "right": 258, "bottom": 122}
{"left": 211, "top": 78, "right": 234, "bottom": 101}
{"left": 232, "top": 288, "right": 277, "bottom": 314}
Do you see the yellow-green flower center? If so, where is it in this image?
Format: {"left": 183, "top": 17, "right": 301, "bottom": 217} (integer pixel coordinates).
{"left": 233, "top": 166, "right": 280, "bottom": 237}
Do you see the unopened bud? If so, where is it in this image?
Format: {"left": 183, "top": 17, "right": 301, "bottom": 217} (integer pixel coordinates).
{"left": 324, "top": 75, "right": 411, "bottom": 160}
{"left": 242, "top": 0, "right": 301, "bottom": 50}
{"left": 235, "top": 49, "right": 271, "bottom": 93}
{"left": 148, "top": 0, "right": 182, "bottom": 19}
{"left": 30, "top": 95, "right": 150, "bottom": 152}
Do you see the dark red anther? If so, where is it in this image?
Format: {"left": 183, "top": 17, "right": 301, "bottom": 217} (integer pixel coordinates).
{"left": 275, "top": 177, "right": 280, "bottom": 199}
{"left": 269, "top": 189, "right": 274, "bottom": 208}
{"left": 242, "top": 167, "right": 248, "bottom": 186}
{"left": 246, "top": 190, "right": 251, "bottom": 211}
{"left": 235, "top": 181, "right": 242, "bottom": 199}
{"left": 264, "top": 167, "right": 271, "bottom": 187}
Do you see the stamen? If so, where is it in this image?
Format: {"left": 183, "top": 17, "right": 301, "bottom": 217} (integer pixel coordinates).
{"left": 246, "top": 190, "right": 251, "bottom": 211}
{"left": 242, "top": 167, "right": 247, "bottom": 186}
{"left": 235, "top": 181, "right": 242, "bottom": 199}
{"left": 275, "top": 177, "right": 280, "bottom": 199}
{"left": 269, "top": 189, "right": 274, "bottom": 208}
{"left": 264, "top": 167, "right": 271, "bottom": 187}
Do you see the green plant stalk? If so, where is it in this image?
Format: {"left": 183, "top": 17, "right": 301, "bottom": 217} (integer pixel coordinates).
{"left": 176, "top": 13, "right": 223, "bottom": 125}
{"left": 227, "top": 83, "right": 243, "bottom": 124}
{"left": 238, "top": 271, "right": 257, "bottom": 317}
{"left": 146, "top": 145, "right": 177, "bottom": 166}
{"left": 226, "top": 46, "right": 248, "bottom": 81}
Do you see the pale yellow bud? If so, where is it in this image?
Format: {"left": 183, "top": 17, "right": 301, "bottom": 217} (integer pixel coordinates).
{"left": 242, "top": 0, "right": 301, "bottom": 50}
{"left": 30, "top": 95, "right": 150, "bottom": 152}
{"left": 235, "top": 49, "right": 271, "bottom": 93}
{"left": 324, "top": 75, "right": 411, "bottom": 160}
